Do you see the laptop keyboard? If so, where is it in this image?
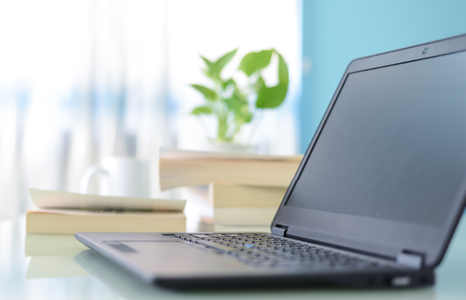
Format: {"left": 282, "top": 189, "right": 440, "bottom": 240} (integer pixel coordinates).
{"left": 174, "top": 233, "right": 393, "bottom": 270}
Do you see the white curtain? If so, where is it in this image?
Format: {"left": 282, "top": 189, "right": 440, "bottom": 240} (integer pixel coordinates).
{"left": 0, "top": 0, "right": 301, "bottom": 221}
{"left": 0, "top": 0, "right": 171, "bottom": 220}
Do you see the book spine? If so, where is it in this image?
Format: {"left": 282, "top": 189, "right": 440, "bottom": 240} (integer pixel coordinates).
{"left": 159, "top": 159, "right": 299, "bottom": 191}
{"left": 209, "top": 183, "right": 287, "bottom": 207}
{"left": 26, "top": 213, "right": 186, "bottom": 234}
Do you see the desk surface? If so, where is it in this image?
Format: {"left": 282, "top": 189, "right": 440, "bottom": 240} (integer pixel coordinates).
{"left": 1, "top": 216, "right": 466, "bottom": 300}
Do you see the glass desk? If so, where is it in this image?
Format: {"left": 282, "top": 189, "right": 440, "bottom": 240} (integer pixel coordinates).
{"left": 1, "top": 215, "right": 465, "bottom": 300}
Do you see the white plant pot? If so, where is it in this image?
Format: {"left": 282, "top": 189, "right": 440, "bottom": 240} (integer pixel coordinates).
{"left": 197, "top": 141, "right": 257, "bottom": 154}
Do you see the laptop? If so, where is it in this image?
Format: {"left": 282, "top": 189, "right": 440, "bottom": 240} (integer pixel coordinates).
{"left": 76, "top": 34, "right": 466, "bottom": 289}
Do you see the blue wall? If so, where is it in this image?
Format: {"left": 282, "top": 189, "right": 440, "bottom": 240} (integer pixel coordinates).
{"left": 300, "top": 0, "right": 466, "bottom": 153}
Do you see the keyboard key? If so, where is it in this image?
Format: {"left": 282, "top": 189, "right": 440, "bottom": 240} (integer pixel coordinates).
{"left": 196, "top": 240, "right": 236, "bottom": 252}
{"left": 174, "top": 234, "right": 192, "bottom": 239}
{"left": 174, "top": 233, "right": 389, "bottom": 271}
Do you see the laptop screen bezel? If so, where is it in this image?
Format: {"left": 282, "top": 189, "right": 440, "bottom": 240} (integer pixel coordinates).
{"left": 272, "top": 34, "right": 466, "bottom": 268}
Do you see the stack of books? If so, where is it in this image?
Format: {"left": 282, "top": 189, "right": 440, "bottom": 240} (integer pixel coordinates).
{"left": 159, "top": 148, "right": 302, "bottom": 231}
{"left": 26, "top": 189, "right": 187, "bottom": 234}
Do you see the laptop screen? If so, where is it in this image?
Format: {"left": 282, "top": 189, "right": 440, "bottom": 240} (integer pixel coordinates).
{"left": 286, "top": 50, "right": 466, "bottom": 226}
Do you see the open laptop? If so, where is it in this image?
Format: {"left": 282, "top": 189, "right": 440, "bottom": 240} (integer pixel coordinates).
{"left": 76, "top": 34, "right": 466, "bottom": 289}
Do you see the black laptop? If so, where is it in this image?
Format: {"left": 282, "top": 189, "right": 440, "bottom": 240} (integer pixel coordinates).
{"left": 76, "top": 34, "right": 466, "bottom": 289}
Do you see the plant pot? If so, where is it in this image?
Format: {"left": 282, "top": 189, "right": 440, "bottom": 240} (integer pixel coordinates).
{"left": 198, "top": 141, "right": 257, "bottom": 154}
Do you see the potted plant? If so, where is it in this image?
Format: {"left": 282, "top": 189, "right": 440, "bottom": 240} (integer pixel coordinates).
{"left": 190, "top": 48, "right": 289, "bottom": 150}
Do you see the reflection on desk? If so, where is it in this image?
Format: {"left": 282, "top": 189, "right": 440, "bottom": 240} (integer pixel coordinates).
{"left": 75, "top": 250, "right": 164, "bottom": 300}
{"left": 74, "top": 249, "right": 438, "bottom": 300}
{"left": 25, "top": 233, "right": 90, "bottom": 279}
{"left": 27, "top": 255, "right": 90, "bottom": 279}
{"left": 0, "top": 215, "right": 465, "bottom": 299}
{"left": 25, "top": 233, "right": 88, "bottom": 256}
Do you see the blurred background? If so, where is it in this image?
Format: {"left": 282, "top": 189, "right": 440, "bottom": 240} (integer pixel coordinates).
{"left": 1, "top": 0, "right": 466, "bottom": 221}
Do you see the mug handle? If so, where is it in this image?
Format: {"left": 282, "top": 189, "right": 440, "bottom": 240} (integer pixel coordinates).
{"left": 79, "top": 165, "right": 109, "bottom": 194}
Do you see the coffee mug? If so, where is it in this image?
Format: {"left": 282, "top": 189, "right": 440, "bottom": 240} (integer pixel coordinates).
{"left": 79, "top": 156, "right": 151, "bottom": 198}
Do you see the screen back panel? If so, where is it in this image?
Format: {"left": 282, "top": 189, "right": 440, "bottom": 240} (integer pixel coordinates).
{"left": 273, "top": 34, "right": 466, "bottom": 267}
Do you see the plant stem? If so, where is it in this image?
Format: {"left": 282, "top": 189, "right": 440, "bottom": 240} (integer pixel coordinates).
{"left": 217, "top": 116, "right": 226, "bottom": 141}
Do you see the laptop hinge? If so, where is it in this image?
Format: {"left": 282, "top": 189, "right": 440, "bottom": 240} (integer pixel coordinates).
{"left": 271, "top": 224, "right": 288, "bottom": 237}
{"left": 396, "top": 250, "right": 425, "bottom": 269}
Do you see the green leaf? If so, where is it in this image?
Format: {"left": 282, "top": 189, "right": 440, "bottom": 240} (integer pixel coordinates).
{"left": 200, "top": 56, "right": 218, "bottom": 80}
{"left": 233, "top": 87, "right": 247, "bottom": 103}
{"left": 191, "top": 106, "right": 212, "bottom": 115}
{"left": 253, "top": 76, "right": 266, "bottom": 92}
{"left": 201, "top": 56, "right": 215, "bottom": 71}
{"left": 224, "top": 97, "right": 252, "bottom": 123}
{"left": 224, "top": 97, "right": 238, "bottom": 112}
{"left": 221, "top": 78, "right": 235, "bottom": 89}
{"left": 190, "top": 84, "right": 217, "bottom": 101}
{"left": 214, "top": 49, "right": 237, "bottom": 74}
{"left": 234, "top": 112, "right": 253, "bottom": 124}
{"left": 254, "top": 51, "right": 289, "bottom": 109}
{"left": 239, "top": 50, "right": 273, "bottom": 76}
{"left": 200, "top": 49, "right": 237, "bottom": 81}
{"left": 277, "top": 52, "right": 289, "bottom": 84}
{"left": 255, "top": 83, "right": 288, "bottom": 108}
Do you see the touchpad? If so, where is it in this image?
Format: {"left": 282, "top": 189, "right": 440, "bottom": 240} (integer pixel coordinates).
{"left": 105, "top": 241, "right": 138, "bottom": 253}
{"left": 105, "top": 240, "right": 196, "bottom": 254}
{"left": 104, "top": 241, "right": 250, "bottom": 274}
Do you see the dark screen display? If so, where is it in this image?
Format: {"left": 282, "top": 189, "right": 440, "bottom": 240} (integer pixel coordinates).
{"left": 286, "top": 51, "right": 466, "bottom": 226}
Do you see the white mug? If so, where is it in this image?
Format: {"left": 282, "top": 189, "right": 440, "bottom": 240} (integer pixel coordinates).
{"left": 79, "top": 156, "right": 151, "bottom": 198}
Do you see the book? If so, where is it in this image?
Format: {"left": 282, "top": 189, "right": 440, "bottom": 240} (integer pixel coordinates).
{"left": 185, "top": 203, "right": 277, "bottom": 226}
{"left": 184, "top": 191, "right": 278, "bottom": 226}
{"left": 27, "top": 188, "right": 187, "bottom": 234}
{"left": 159, "top": 148, "right": 302, "bottom": 191}
{"left": 26, "top": 209, "right": 186, "bottom": 234}
{"left": 182, "top": 183, "right": 283, "bottom": 226}
{"left": 29, "top": 188, "right": 186, "bottom": 211}
{"left": 205, "top": 183, "right": 286, "bottom": 207}
{"left": 182, "top": 184, "right": 283, "bottom": 226}
{"left": 187, "top": 219, "right": 271, "bottom": 233}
